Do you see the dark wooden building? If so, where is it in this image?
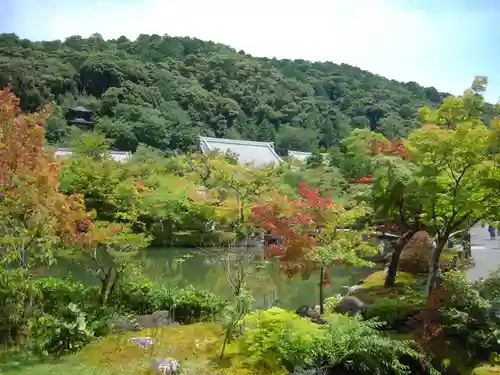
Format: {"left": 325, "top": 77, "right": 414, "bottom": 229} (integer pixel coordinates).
{"left": 67, "top": 105, "right": 94, "bottom": 130}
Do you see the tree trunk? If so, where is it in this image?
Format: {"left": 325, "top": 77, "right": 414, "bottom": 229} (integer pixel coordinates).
{"left": 384, "top": 229, "right": 419, "bottom": 287}
{"left": 99, "top": 267, "right": 116, "bottom": 306}
{"left": 426, "top": 236, "right": 447, "bottom": 299}
{"left": 319, "top": 266, "right": 325, "bottom": 314}
{"left": 99, "top": 274, "right": 109, "bottom": 306}
{"left": 108, "top": 270, "right": 119, "bottom": 301}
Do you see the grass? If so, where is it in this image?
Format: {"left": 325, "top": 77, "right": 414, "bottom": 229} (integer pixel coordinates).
{"left": 471, "top": 365, "right": 500, "bottom": 375}
{"left": 0, "top": 323, "right": 282, "bottom": 375}
{"left": 353, "top": 270, "right": 420, "bottom": 303}
{"left": 362, "top": 270, "right": 416, "bottom": 288}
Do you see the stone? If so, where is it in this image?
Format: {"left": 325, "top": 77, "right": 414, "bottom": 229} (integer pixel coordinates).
{"left": 150, "top": 357, "right": 180, "bottom": 374}
{"left": 134, "top": 310, "right": 173, "bottom": 329}
{"left": 399, "top": 231, "right": 434, "bottom": 274}
{"left": 334, "top": 296, "right": 366, "bottom": 317}
{"left": 112, "top": 311, "right": 175, "bottom": 333}
{"left": 295, "top": 305, "right": 328, "bottom": 325}
{"left": 111, "top": 315, "right": 140, "bottom": 332}
{"left": 346, "top": 285, "right": 362, "bottom": 295}
{"left": 151, "top": 310, "right": 172, "bottom": 326}
{"left": 128, "top": 337, "right": 154, "bottom": 349}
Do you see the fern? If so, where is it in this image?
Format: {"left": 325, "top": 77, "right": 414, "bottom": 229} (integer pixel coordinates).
{"left": 319, "top": 315, "right": 418, "bottom": 375}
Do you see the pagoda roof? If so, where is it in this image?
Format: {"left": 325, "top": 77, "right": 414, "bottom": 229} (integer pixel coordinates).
{"left": 70, "top": 105, "right": 92, "bottom": 113}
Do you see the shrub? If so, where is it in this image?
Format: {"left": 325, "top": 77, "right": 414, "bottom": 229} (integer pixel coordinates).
{"left": 0, "top": 269, "right": 36, "bottom": 343}
{"left": 366, "top": 298, "right": 415, "bottom": 328}
{"left": 149, "top": 283, "right": 227, "bottom": 323}
{"left": 236, "top": 308, "right": 428, "bottom": 375}
{"left": 237, "top": 307, "right": 323, "bottom": 372}
{"left": 319, "top": 315, "right": 422, "bottom": 375}
{"left": 439, "top": 271, "right": 500, "bottom": 359}
{"left": 110, "top": 276, "right": 228, "bottom": 323}
{"left": 33, "top": 277, "right": 94, "bottom": 315}
{"left": 27, "top": 303, "right": 94, "bottom": 356}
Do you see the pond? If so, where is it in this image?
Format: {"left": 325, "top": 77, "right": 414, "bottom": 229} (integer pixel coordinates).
{"left": 48, "top": 247, "right": 381, "bottom": 309}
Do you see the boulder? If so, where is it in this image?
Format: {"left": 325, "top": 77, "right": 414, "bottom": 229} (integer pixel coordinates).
{"left": 398, "top": 231, "right": 434, "bottom": 274}
{"left": 150, "top": 357, "right": 180, "bottom": 374}
{"left": 135, "top": 310, "right": 172, "bottom": 329}
{"left": 334, "top": 296, "right": 366, "bottom": 317}
{"left": 112, "top": 315, "right": 140, "bottom": 332}
{"left": 295, "top": 305, "right": 328, "bottom": 324}
{"left": 111, "top": 310, "right": 174, "bottom": 333}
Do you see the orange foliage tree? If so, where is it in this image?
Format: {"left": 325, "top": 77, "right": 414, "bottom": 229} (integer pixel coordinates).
{"left": 368, "top": 137, "right": 410, "bottom": 160}
{"left": 251, "top": 182, "right": 375, "bottom": 313}
{"left": 0, "top": 87, "right": 91, "bottom": 268}
{"left": 0, "top": 87, "right": 150, "bottom": 304}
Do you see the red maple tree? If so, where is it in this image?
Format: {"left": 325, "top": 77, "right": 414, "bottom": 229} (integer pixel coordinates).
{"left": 252, "top": 182, "right": 374, "bottom": 313}
{"left": 252, "top": 182, "right": 333, "bottom": 277}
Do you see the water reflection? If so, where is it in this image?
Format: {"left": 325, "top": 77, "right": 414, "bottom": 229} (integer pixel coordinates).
{"left": 46, "top": 247, "right": 380, "bottom": 309}
{"left": 141, "top": 247, "right": 379, "bottom": 308}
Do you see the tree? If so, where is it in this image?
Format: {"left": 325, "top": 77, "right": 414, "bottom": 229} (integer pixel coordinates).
{"left": 355, "top": 134, "right": 418, "bottom": 287}
{"left": 0, "top": 88, "right": 151, "bottom": 307}
{"left": 251, "top": 182, "right": 375, "bottom": 314}
{"left": 2, "top": 33, "right": 482, "bottom": 153}
{"left": 0, "top": 87, "right": 90, "bottom": 268}
{"left": 359, "top": 78, "right": 500, "bottom": 293}
{"left": 211, "top": 161, "right": 277, "bottom": 229}
{"left": 368, "top": 78, "right": 500, "bottom": 296}
{"left": 70, "top": 131, "right": 113, "bottom": 160}
{"left": 67, "top": 221, "right": 151, "bottom": 305}
{"left": 408, "top": 120, "right": 500, "bottom": 297}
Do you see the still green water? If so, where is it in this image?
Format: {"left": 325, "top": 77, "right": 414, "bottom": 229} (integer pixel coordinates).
{"left": 50, "top": 247, "right": 379, "bottom": 309}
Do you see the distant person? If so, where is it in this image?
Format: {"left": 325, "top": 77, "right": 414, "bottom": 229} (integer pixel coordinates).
{"left": 488, "top": 225, "right": 496, "bottom": 240}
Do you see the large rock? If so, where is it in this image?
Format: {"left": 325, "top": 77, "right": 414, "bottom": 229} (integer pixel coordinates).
{"left": 334, "top": 296, "right": 366, "bottom": 317}
{"left": 112, "top": 310, "right": 174, "bottom": 333}
{"left": 398, "top": 231, "right": 434, "bottom": 274}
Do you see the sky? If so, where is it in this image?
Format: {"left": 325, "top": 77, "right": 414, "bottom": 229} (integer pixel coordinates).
{"left": 3, "top": 0, "right": 500, "bottom": 102}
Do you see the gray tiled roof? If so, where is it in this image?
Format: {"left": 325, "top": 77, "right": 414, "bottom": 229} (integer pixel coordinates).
{"left": 199, "top": 136, "right": 281, "bottom": 167}
{"left": 288, "top": 150, "right": 312, "bottom": 161}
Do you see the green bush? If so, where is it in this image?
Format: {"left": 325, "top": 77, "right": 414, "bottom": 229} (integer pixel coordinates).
{"left": 319, "top": 315, "right": 421, "bottom": 375}
{"left": 33, "top": 277, "right": 96, "bottom": 315}
{"left": 366, "top": 298, "right": 415, "bottom": 328}
{"left": 110, "top": 277, "right": 228, "bottom": 323}
{"left": 236, "top": 307, "right": 424, "bottom": 374}
{"left": 440, "top": 271, "right": 500, "bottom": 359}
{"left": 27, "top": 303, "right": 94, "bottom": 356}
{"left": 0, "top": 269, "right": 36, "bottom": 344}
{"left": 0, "top": 268, "right": 226, "bottom": 352}
{"left": 237, "top": 307, "right": 322, "bottom": 372}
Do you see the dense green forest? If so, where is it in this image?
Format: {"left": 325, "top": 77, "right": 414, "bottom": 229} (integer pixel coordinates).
{"left": 0, "top": 32, "right": 474, "bottom": 154}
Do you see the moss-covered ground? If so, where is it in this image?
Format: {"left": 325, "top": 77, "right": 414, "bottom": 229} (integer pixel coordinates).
{"left": 471, "top": 365, "right": 500, "bottom": 375}
{"left": 0, "top": 323, "right": 284, "bottom": 375}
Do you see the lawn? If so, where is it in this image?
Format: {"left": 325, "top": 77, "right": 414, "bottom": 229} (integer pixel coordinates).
{"left": 0, "top": 323, "right": 281, "bottom": 375}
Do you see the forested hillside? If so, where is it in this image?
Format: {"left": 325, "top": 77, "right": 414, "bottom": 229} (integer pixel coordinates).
{"left": 0, "top": 32, "right": 452, "bottom": 153}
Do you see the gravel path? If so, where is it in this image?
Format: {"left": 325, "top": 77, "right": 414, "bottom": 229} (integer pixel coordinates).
{"left": 467, "top": 225, "right": 500, "bottom": 281}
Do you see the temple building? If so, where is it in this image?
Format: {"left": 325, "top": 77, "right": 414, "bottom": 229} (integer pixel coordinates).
{"left": 199, "top": 136, "right": 281, "bottom": 167}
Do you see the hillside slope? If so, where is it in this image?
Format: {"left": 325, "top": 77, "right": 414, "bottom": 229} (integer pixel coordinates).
{"left": 0, "top": 33, "right": 449, "bottom": 153}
